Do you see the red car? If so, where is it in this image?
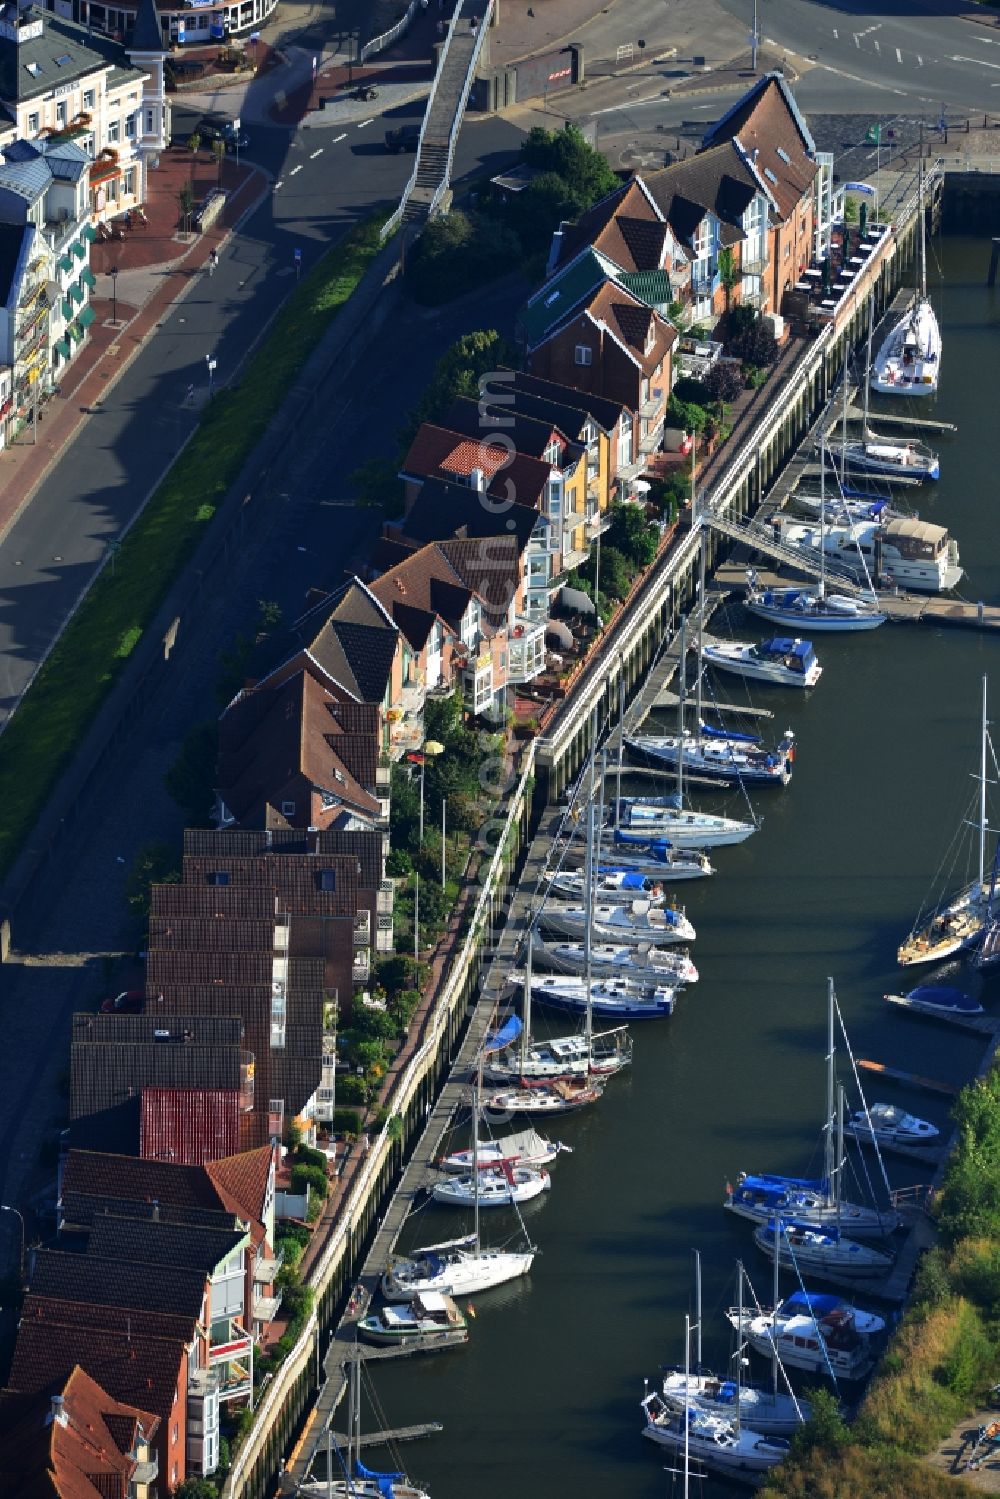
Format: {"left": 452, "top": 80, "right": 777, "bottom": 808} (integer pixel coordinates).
{"left": 100, "top": 989, "right": 145, "bottom": 1014}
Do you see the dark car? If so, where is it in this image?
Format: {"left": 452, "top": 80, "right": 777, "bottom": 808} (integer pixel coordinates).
{"left": 194, "top": 113, "right": 248, "bottom": 154}
{"left": 384, "top": 124, "right": 420, "bottom": 154}
{"left": 100, "top": 989, "right": 145, "bottom": 1014}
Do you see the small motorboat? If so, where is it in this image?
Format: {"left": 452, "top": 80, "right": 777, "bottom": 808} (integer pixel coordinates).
{"left": 884, "top": 986, "right": 984, "bottom": 1021}
{"left": 845, "top": 1102, "right": 940, "bottom": 1148}
{"left": 482, "top": 1077, "right": 605, "bottom": 1118}
{"left": 438, "top": 1127, "right": 568, "bottom": 1174}
{"left": 544, "top": 868, "right": 666, "bottom": 905}
{"left": 701, "top": 636, "right": 822, "bottom": 689}
{"left": 431, "top": 1163, "right": 551, "bottom": 1208}
{"left": 521, "top": 973, "right": 678, "bottom": 1020}
{"left": 752, "top": 1217, "right": 895, "bottom": 1281}
{"left": 357, "top": 1290, "right": 467, "bottom": 1347}
{"left": 530, "top": 934, "right": 698, "bottom": 985}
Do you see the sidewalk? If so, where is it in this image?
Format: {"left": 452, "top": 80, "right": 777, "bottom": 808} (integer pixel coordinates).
{"left": 0, "top": 154, "right": 268, "bottom": 541}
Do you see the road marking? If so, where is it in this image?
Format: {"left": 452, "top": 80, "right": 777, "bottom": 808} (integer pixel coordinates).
{"left": 358, "top": 117, "right": 374, "bottom": 128}
{"left": 333, "top": 132, "right": 347, "bottom": 142}
{"left": 290, "top": 164, "right": 303, "bottom": 175}
{"left": 832, "top": 26, "right": 838, "bottom": 39}
{"left": 274, "top": 179, "right": 284, "bottom": 190}
{"left": 974, "top": 35, "right": 1000, "bottom": 45}
{"left": 854, "top": 33, "right": 860, "bottom": 47}
{"left": 818, "top": 62, "right": 909, "bottom": 96}
{"left": 917, "top": 55, "right": 923, "bottom": 66}
{"left": 952, "top": 53, "right": 1000, "bottom": 70}
{"left": 873, "top": 38, "right": 880, "bottom": 52}
{"left": 309, "top": 148, "right": 323, "bottom": 158}
{"left": 896, "top": 47, "right": 902, "bottom": 63}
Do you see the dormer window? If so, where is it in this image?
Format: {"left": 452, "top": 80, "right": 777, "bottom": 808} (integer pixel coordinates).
{"left": 644, "top": 321, "right": 655, "bottom": 354}
{"left": 776, "top": 146, "right": 791, "bottom": 164}
{"left": 316, "top": 869, "right": 336, "bottom": 891}
{"left": 543, "top": 439, "right": 561, "bottom": 465}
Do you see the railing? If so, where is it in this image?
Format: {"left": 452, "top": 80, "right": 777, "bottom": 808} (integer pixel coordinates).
{"left": 359, "top": 0, "right": 420, "bottom": 63}
{"left": 428, "top": 0, "right": 495, "bottom": 220}
{"left": 381, "top": 0, "right": 463, "bottom": 237}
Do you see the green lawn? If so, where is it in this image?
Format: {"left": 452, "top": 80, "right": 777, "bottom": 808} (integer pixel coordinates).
{"left": 0, "top": 216, "right": 384, "bottom": 881}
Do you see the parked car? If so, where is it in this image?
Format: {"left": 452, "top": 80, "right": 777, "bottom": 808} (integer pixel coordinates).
{"left": 100, "top": 989, "right": 145, "bottom": 1014}
{"left": 193, "top": 113, "right": 248, "bottom": 154}
{"left": 384, "top": 124, "right": 420, "bottom": 154}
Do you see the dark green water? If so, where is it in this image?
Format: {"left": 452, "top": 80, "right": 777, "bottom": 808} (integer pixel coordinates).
{"left": 360, "top": 238, "right": 1000, "bottom": 1498}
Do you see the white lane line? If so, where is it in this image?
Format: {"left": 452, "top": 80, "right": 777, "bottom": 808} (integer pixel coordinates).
{"left": 895, "top": 47, "right": 902, "bottom": 63}
{"left": 873, "top": 38, "right": 880, "bottom": 52}
{"left": 290, "top": 164, "right": 303, "bottom": 175}
{"left": 974, "top": 34, "right": 1000, "bottom": 45}
{"left": 358, "top": 117, "right": 374, "bottom": 128}
{"left": 818, "top": 62, "right": 909, "bottom": 96}
{"left": 917, "top": 55, "right": 923, "bottom": 66}
{"left": 309, "top": 147, "right": 323, "bottom": 158}
{"left": 854, "top": 33, "right": 860, "bottom": 47}
{"left": 832, "top": 26, "right": 838, "bottom": 39}
{"left": 333, "top": 132, "right": 347, "bottom": 142}
{"left": 274, "top": 179, "right": 284, "bottom": 190}
{"left": 952, "top": 53, "right": 1000, "bottom": 70}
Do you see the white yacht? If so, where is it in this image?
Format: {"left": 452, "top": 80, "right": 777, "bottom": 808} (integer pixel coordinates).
{"left": 702, "top": 635, "right": 822, "bottom": 689}
{"left": 520, "top": 972, "right": 679, "bottom": 1020}
{"left": 612, "top": 805, "right": 757, "bottom": 847}
{"left": 530, "top": 934, "right": 699, "bottom": 986}
{"left": 438, "top": 1127, "right": 567, "bottom": 1174}
{"left": 845, "top": 1102, "right": 940, "bottom": 1149}
{"left": 625, "top": 727, "right": 796, "bottom": 786}
{"left": 539, "top": 898, "right": 696, "bottom": 946}
{"left": 382, "top": 1235, "right": 535, "bottom": 1301}
{"left": 544, "top": 868, "right": 666, "bottom": 905}
{"left": 641, "top": 1392, "right": 791, "bottom": 1478}
{"left": 658, "top": 1371, "right": 810, "bottom": 1439}
{"left": 431, "top": 1164, "right": 551, "bottom": 1209}
{"left": 563, "top": 844, "right": 714, "bottom": 881}
{"left": 871, "top": 296, "right": 941, "bottom": 396}
{"left": 776, "top": 513, "right": 961, "bottom": 593}
{"left": 753, "top": 1218, "right": 895, "bottom": 1281}
{"left": 728, "top": 1290, "right": 886, "bottom": 1379}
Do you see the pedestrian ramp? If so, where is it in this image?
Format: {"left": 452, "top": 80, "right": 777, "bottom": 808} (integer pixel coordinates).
{"left": 702, "top": 508, "right": 869, "bottom": 595}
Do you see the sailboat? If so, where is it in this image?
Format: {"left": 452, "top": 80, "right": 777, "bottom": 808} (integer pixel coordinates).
{"left": 431, "top": 1161, "right": 551, "bottom": 1208}
{"left": 438, "top": 1125, "right": 569, "bottom": 1173}
{"left": 539, "top": 899, "right": 696, "bottom": 945}
{"left": 658, "top": 1253, "right": 811, "bottom": 1437}
{"left": 870, "top": 157, "right": 941, "bottom": 396}
{"left": 642, "top": 1295, "right": 792, "bottom": 1478}
{"left": 304, "top": 1353, "right": 431, "bottom": 1498}
{"left": 530, "top": 933, "right": 699, "bottom": 986}
{"left": 544, "top": 868, "right": 668, "bottom": 904}
{"left": 519, "top": 971, "right": 679, "bottom": 1020}
{"left": 827, "top": 294, "right": 940, "bottom": 477}
{"left": 384, "top": 1068, "right": 537, "bottom": 1300}
{"left": 898, "top": 675, "right": 993, "bottom": 966}
{"left": 561, "top": 844, "right": 714, "bottom": 881}
{"left": 726, "top": 980, "right": 900, "bottom": 1238}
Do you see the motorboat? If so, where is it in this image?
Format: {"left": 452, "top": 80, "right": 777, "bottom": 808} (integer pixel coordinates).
{"left": 544, "top": 868, "right": 666, "bottom": 905}
{"left": 562, "top": 843, "right": 714, "bottom": 881}
{"left": 728, "top": 1290, "right": 885, "bottom": 1380}
{"left": 626, "top": 725, "right": 796, "bottom": 787}
{"left": 611, "top": 806, "right": 757, "bottom": 848}
{"left": 481, "top": 1012, "right": 632, "bottom": 1084}
{"left": 382, "top": 1234, "right": 534, "bottom": 1302}
{"left": 884, "top": 985, "right": 984, "bottom": 1021}
{"left": 844, "top": 1102, "right": 940, "bottom": 1149}
{"left": 357, "top": 1291, "right": 467, "bottom": 1347}
{"left": 439, "top": 1127, "right": 569, "bottom": 1174}
{"left": 538, "top": 898, "right": 696, "bottom": 946}
{"left": 520, "top": 973, "right": 678, "bottom": 1020}
{"left": 482, "top": 1077, "right": 605, "bottom": 1118}
{"left": 898, "top": 678, "right": 993, "bottom": 965}
{"left": 824, "top": 436, "right": 939, "bottom": 481}
{"left": 776, "top": 513, "right": 962, "bottom": 593}
{"left": 530, "top": 934, "right": 699, "bottom": 986}
{"left": 701, "top": 635, "right": 822, "bottom": 689}
{"left": 752, "top": 1217, "right": 895, "bottom": 1282}
{"left": 641, "top": 1392, "right": 791, "bottom": 1478}
{"left": 658, "top": 1371, "right": 810, "bottom": 1439}
{"left": 431, "top": 1163, "right": 551, "bottom": 1209}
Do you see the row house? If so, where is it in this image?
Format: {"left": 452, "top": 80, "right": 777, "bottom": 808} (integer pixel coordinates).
{"left": 69, "top": 1011, "right": 254, "bottom": 1155}
{"left": 217, "top": 676, "right": 385, "bottom": 836}
{"left": 367, "top": 534, "right": 531, "bottom": 724}
{"left": 0, "top": 1365, "right": 160, "bottom": 1499}
{"left": 0, "top": 0, "right": 169, "bottom": 217}
{"left": 523, "top": 269, "right": 676, "bottom": 482}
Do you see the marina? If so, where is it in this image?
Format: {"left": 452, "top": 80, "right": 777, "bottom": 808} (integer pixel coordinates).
{"left": 282, "top": 235, "right": 1000, "bottom": 1499}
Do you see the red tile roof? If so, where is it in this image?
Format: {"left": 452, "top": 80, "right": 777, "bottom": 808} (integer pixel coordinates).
{"left": 584, "top": 280, "right": 677, "bottom": 371}
{"left": 140, "top": 1087, "right": 242, "bottom": 1166}
{"left": 204, "top": 1144, "right": 274, "bottom": 1245}
{"left": 400, "top": 423, "right": 551, "bottom": 508}
{"left": 554, "top": 179, "right": 668, "bottom": 274}
{"left": 700, "top": 75, "right": 817, "bottom": 222}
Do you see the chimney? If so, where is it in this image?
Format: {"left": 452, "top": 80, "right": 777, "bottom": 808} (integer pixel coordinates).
{"left": 151, "top": 1199, "right": 159, "bottom": 1222}
{"left": 47, "top": 1395, "right": 68, "bottom": 1427}
{"left": 544, "top": 225, "right": 565, "bottom": 277}
{"left": 469, "top": 467, "right": 485, "bottom": 493}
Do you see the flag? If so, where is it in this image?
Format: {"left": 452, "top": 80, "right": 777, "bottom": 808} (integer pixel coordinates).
{"left": 467, "top": 1303, "right": 476, "bottom": 1319}
{"left": 865, "top": 124, "right": 882, "bottom": 145}
{"left": 406, "top": 751, "right": 426, "bottom": 765}
{"left": 726, "top": 1180, "right": 734, "bottom": 1197}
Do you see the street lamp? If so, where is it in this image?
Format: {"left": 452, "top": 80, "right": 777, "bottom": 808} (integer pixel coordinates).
{"left": 109, "top": 263, "right": 119, "bottom": 325}
{"left": 0, "top": 1203, "right": 25, "bottom": 1282}
{"left": 205, "top": 354, "right": 217, "bottom": 397}
{"left": 417, "top": 739, "right": 444, "bottom": 844}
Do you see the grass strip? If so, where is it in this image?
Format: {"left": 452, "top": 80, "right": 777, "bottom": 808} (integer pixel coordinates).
{"left": 0, "top": 215, "right": 384, "bottom": 881}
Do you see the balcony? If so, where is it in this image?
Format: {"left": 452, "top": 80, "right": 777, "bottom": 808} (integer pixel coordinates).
{"left": 131, "top": 1457, "right": 159, "bottom": 1486}
{"left": 252, "top": 1287, "right": 283, "bottom": 1323}
{"left": 507, "top": 620, "right": 547, "bottom": 685}
{"left": 239, "top": 1052, "right": 255, "bottom": 1113}
{"left": 376, "top": 914, "right": 393, "bottom": 953}
{"left": 254, "top": 1248, "right": 284, "bottom": 1283}
{"left": 353, "top": 911, "right": 371, "bottom": 946}
{"left": 399, "top": 682, "right": 425, "bottom": 717}
{"left": 741, "top": 252, "right": 768, "bottom": 275}
{"left": 377, "top": 879, "right": 394, "bottom": 915}
{"left": 640, "top": 396, "right": 664, "bottom": 421}
{"left": 586, "top": 509, "right": 611, "bottom": 540}
{"left": 218, "top": 1360, "right": 252, "bottom": 1402}
{"left": 353, "top": 954, "right": 371, "bottom": 983}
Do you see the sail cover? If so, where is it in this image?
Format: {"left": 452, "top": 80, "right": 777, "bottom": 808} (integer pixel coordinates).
{"left": 356, "top": 1460, "right": 404, "bottom": 1498}
{"left": 484, "top": 1014, "right": 523, "bottom": 1052}
{"left": 699, "top": 720, "right": 760, "bottom": 744}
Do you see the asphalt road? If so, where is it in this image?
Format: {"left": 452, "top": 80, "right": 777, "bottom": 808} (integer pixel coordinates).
{"left": 0, "top": 99, "right": 523, "bottom": 731}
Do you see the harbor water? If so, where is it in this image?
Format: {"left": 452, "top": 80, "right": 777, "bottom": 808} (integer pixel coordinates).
{"left": 348, "top": 236, "right": 1000, "bottom": 1498}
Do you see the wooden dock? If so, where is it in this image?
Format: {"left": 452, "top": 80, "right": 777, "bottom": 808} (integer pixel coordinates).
{"left": 843, "top": 402, "right": 957, "bottom": 435}
{"left": 328, "top": 1422, "right": 444, "bottom": 1448}
{"left": 857, "top": 1059, "right": 961, "bottom": 1096}
{"left": 356, "top": 1330, "right": 469, "bottom": 1359}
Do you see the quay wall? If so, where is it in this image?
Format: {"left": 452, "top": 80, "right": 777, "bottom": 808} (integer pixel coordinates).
{"left": 941, "top": 171, "right": 1000, "bottom": 234}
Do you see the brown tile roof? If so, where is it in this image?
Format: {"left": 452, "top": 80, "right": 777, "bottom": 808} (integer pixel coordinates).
{"left": 394, "top": 476, "right": 540, "bottom": 556}
{"left": 30, "top": 1249, "right": 209, "bottom": 1322}
{"left": 701, "top": 74, "right": 817, "bottom": 222}
{"left": 0, "top": 1366, "right": 160, "bottom": 1499}
{"left": 583, "top": 280, "right": 677, "bottom": 371}
{"left": 70, "top": 1014, "right": 245, "bottom": 1123}
{"left": 441, "top": 396, "right": 585, "bottom": 474}
{"left": 502, "top": 368, "right": 626, "bottom": 432}
{"left": 400, "top": 423, "right": 551, "bottom": 509}
{"left": 61, "top": 1150, "right": 222, "bottom": 1216}
{"left": 280, "top": 578, "right": 399, "bottom": 705}
{"left": 85, "top": 1213, "right": 247, "bottom": 1273}
{"left": 643, "top": 143, "right": 760, "bottom": 246}
{"left": 438, "top": 535, "right": 522, "bottom": 627}
{"left": 140, "top": 1087, "right": 242, "bottom": 1165}
{"left": 9, "top": 1298, "right": 188, "bottom": 1425}
{"left": 554, "top": 179, "right": 669, "bottom": 273}
{"left": 204, "top": 1144, "right": 273, "bottom": 1245}
{"left": 368, "top": 543, "right": 471, "bottom": 646}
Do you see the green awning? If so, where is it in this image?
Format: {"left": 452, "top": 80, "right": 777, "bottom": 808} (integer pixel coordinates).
{"left": 72, "top": 240, "right": 86, "bottom": 260}
{"left": 78, "top": 304, "right": 96, "bottom": 329}
{"left": 54, "top": 338, "right": 71, "bottom": 358}
{"left": 82, "top": 224, "right": 97, "bottom": 242}
{"left": 69, "top": 282, "right": 84, "bottom": 305}
{"left": 59, "top": 254, "right": 73, "bottom": 273}
{"left": 61, "top": 298, "right": 72, "bottom": 319}
{"left": 80, "top": 267, "right": 96, "bottom": 288}
{"left": 67, "top": 321, "right": 83, "bottom": 343}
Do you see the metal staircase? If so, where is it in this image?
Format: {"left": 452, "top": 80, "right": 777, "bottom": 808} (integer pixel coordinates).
{"left": 701, "top": 508, "right": 869, "bottom": 594}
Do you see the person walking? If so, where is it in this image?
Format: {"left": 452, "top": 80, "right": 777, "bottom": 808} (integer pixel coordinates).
{"left": 208, "top": 247, "right": 219, "bottom": 276}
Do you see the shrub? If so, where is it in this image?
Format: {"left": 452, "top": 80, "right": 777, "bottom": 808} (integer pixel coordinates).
{"left": 705, "top": 360, "right": 744, "bottom": 405}
{"left": 671, "top": 376, "right": 711, "bottom": 405}
{"left": 276, "top": 1221, "right": 310, "bottom": 1247}
{"left": 375, "top": 954, "right": 427, "bottom": 996}
{"left": 667, "top": 394, "right": 709, "bottom": 435}
{"left": 335, "top": 1074, "right": 367, "bottom": 1105}
{"left": 744, "top": 363, "right": 768, "bottom": 389}
{"left": 164, "top": 720, "right": 217, "bottom": 826}
{"left": 406, "top": 210, "right": 521, "bottom": 306}
{"left": 386, "top": 847, "right": 413, "bottom": 878}
{"left": 290, "top": 1163, "right": 328, "bottom": 1200}
{"left": 294, "top": 1144, "right": 327, "bottom": 1172}
{"left": 125, "top": 842, "right": 180, "bottom": 923}
{"left": 730, "top": 312, "right": 778, "bottom": 366}
{"left": 331, "top": 1107, "right": 361, "bottom": 1135}
{"left": 604, "top": 502, "right": 659, "bottom": 569}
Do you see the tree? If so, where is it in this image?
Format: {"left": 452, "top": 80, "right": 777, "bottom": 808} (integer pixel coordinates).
{"left": 177, "top": 181, "right": 195, "bottom": 233}
{"left": 212, "top": 137, "right": 226, "bottom": 188}
{"left": 667, "top": 394, "right": 709, "bottom": 435}
{"left": 506, "top": 171, "right": 590, "bottom": 256}
{"left": 717, "top": 245, "right": 740, "bottom": 314}
{"left": 729, "top": 313, "right": 778, "bottom": 367}
{"left": 187, "top": 130, "right": 201, "bottom": 162}
{"left": 174, "top": 1481, "right": 217, "bottom": 1499}
{"left": 406, "top": 211, "right": 521, "bottom": 306}
{"left": 705, "top": 360, "right": 744, "bottom": 406}
{"left": 604, "top": 502, "right": 659, "bottom": 569}
{"left": 401, "top": 330, "right": 517, "bottom": 447}
{"left": 164, "top": 720, "right": 217, "bottom": 826}
{"left": 520, "top": 124, "right": 618, "bottom": 204}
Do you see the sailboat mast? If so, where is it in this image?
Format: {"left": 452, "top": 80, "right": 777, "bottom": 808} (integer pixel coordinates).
{"left": 696, "top": 529, "right": 706, "bottom": 728}
{"left": 918, "top": 128, "right": 926, "bottom": 299}
{"left": 819, "top": 433, "right": 827, "bottom": 603}
{"left": 771, "top": 1221, "right": 780, "bottom": 1388}
{"left": 979, "top": 673, "right": 988, "bottom": 893}
{"left": 839, "top": 356, "right": 849, "bottom": 488}
{"left": 616, "top": 664, "right": 625, "bottom": 827}
{"left": 863, "top": 295, "right": 874, "bottom": 434}
{"left": 677, "top": 615, "right": 686, "bottom": 802}
{"left": 683, "top": 1312, "right": 691, "bottom": 1499}
{"left": 584, "top": 720, "right": 598, "bottom": 1055}
{"left": 836, "top": 1083, "right": 846, "bottom": 1233}
{"left": 519, "top": 930, "right": 531, "bottom": 1073}
{"left": 824, "top": 977, "right": 836, "bottom": 1207}
{"left": 694, "top": 1248, "right": 702, "bottom": 1369}
{"left": 473, "top": 1058, "right": 482, "bottom": 1251}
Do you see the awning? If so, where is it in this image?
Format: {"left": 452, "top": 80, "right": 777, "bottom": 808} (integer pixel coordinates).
{"left": 545, "top": 619, "right": 574, "bottom": 649}
{"left": 61, "top": 298, "right": 72, "bottom": 319}
{"left": 54, "top": 338, "right": 71, "bottom": 358}
{"left": 557, "top": 585, "right": 596, "bottom": 617}
{"left": 69, "top": 282, "right": 84, "bottom": 305}
{"left": 81, "top": 267, "right": 96, "bottom": 289}
{"left": 90, "top": 161, "right": 120, "bottom": 187}
{"left": 72, "top": 240, "right": 86, "bottom": 260}
{"left": 82, "top": 223, "right": 97, "bottom": 242}
{"left": 78, "top": 304, "right": 95, "bottom": 329}
{"left": 58, "top": 254, "right": 73, "bottom": 274}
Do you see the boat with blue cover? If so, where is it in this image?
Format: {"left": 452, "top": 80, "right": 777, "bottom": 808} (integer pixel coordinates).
{"left": 726, "top": 1173, "right": 898, "bottom": 1238}
{"left": 744, "top": 575, "right": 887, "bottom": 632}
{"left": 563, "top": 842, "right": 714, "bottom": 881}
{"left": 728, "top": 1290, "right": 886, "bottom": 1380}
{"left": 611, "top": 806, "right": 757, "bottom": 849}
{"left": 539, "top": 898, "right": 696, "bottom": 946}
{"left": 752, "top": 1216, "right": 895, "bottom": 1281}
{"left": 884, "top": 986, "right": 984, "bottom": 1021}
{"left": 530, "top": 934, "right": 698, "bottom": 986}
{"left": 626, "top": 723, "right": 796, "bottom": 786}
{"left": 544, "top": 868, "right": 667, "bottom": 905}
{"left": 701, "top": 635, "right": 822, "bottom": 689}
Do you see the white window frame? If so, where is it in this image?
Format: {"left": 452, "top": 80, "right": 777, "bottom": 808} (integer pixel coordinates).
{"left": 574, "top": 344, "right": 592, "bottom": 366}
